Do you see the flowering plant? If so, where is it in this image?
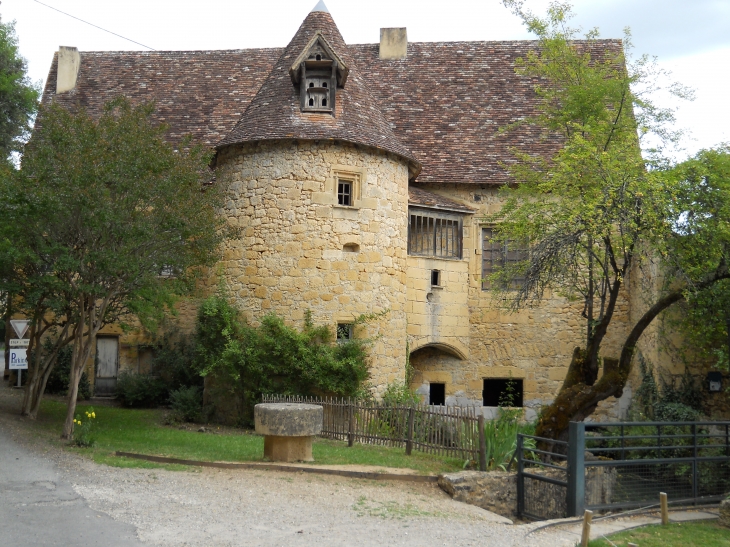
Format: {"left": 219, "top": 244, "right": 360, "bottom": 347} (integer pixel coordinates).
{"left": 72, "top": 407, "right": 97, "bottom": 447}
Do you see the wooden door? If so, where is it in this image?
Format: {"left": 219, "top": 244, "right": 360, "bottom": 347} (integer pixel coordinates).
{"left": 95, "top": 337, "right": 119, "bottom": 397}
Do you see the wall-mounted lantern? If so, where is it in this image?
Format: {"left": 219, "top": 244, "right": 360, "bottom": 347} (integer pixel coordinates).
{"left": 707, "top": 371, "right": 723, "bottom": 392}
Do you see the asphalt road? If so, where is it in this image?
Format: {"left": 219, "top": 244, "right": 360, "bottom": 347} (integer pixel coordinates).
{"left": 0, "top": 427, "right": 144, "bottom": 547}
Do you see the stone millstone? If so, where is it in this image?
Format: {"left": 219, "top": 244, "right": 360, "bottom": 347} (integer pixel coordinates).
{"left": 254, "top": 403, "right": 323, "bottom": 462}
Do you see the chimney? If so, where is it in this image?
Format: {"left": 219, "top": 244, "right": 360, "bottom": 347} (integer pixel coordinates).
{"left": 379, "top": 28, "right": 407, "bottom": 60}
{"left": 56, "top": 46, "right": 80, "bottom": 94}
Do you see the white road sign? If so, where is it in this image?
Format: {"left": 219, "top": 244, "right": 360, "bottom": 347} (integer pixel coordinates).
{"left": 9, "top": 339, "right": 29, "bottom": 348}
{"left": 9, "top": 349, "right": 28, "bottom": 370}
{"left": 9, "top": 319, "right": 30, "bottom": 339}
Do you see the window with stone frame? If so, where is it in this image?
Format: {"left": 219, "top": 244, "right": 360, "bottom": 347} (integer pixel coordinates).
{"left": 408, "top": 209, "right": 463, "bottom": 259}
{"left": 337, "top": 178, "right": 353, "bottom": 206}
{"left": 481, "top": 227, "right": 528, "bottom": 290}
{"left": 336, "top": 323, "right": 353, "bottom": 342}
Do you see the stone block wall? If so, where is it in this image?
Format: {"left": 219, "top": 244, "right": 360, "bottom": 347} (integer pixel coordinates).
{"left": 216, "top": 140, "right": 410, "bottom": 394}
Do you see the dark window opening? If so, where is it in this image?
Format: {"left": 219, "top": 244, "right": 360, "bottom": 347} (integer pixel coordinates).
{"left": 309, "top": 98, "right": 314, "bottom": 106}
{"left": 430, "top": 383, "right": 446, "bottom": 406}
{"left": 482, "top": 227, "right": 528, "bottom": 290}
{"left": 343, "top": 243, "right": 360, "bottom": 252}
{"left": 316, "top": 54, "right": 322, "bottom": 61}
{"left": 482, "top": 378, "right": 523, "bottom": 407}
{"left": 408, "top": 211, "right": 463, "bottom": 259}
{"left": 322, "top": 82, "right": 327, "bottom": 88}
{"left": 338, "top": 181, "right": 352, "bottom": 206}
{"left": 431, "top": 269, "right": 441, "bottom": 286}
{"left": 336, "top": 323, "right": 353, "bottom": 342}
{"left": 322, "top": 99, "right": 327, "bottom": 106}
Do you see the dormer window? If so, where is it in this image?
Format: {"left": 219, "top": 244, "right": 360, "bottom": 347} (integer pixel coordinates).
{"left": 289, "top": 32, "right": 349, "bottom": 116}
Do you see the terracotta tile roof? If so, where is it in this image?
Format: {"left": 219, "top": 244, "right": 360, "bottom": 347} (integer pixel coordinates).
{"left": 40, "top": 12, "right": 621, "bottom": 186}
{"left": 217, "top": 11, "right": 420, "bottom": 175}
{"left": 408, "top": 186, "right": 475, "bottom": 213}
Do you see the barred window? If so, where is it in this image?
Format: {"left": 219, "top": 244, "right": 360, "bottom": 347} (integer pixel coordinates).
{"left": 482, "top": 227, "right": 528, "bottom": 289}
{"left": 408, "top": 211, "right": 463, "bottom": 259}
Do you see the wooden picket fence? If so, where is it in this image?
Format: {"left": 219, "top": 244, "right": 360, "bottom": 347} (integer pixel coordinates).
{"left": 262, "top": 394, "right": 487, "bottom": 466}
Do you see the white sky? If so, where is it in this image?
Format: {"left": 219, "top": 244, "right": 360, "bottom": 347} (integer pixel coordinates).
{"left": 3, "top": 0, "right": 729, "bottom": 162}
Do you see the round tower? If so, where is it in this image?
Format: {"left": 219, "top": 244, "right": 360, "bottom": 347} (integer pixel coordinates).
{"left": 215, "top": 7, "right": 420, "bottom": 392}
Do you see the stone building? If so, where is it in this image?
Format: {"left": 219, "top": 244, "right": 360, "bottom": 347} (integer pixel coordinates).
{"left": 37, "top": 2, "right": 669, "bottom": 419}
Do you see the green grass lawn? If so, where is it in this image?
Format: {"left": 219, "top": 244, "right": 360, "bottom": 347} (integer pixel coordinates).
{"left": 30, "top": 399, "right": 466, "bottom": 475}
{"left": 588, "top": 521, "right": 730, "bottom": 547}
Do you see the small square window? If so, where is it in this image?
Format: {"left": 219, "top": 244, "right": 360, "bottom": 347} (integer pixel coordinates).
{"left": 483, "top": 378, "right": 523, "bottom": 407}
{"left": 337, "top": 180, "right": 352, "bottom": 206}
{"left": 431, "top": 269, "right": 441, "bottom": 287}
{"left": 336, "top": 323, "right": 353, "bottom": 342}
{"left": 429, "top": 383, "right": 446, "bottom": 406}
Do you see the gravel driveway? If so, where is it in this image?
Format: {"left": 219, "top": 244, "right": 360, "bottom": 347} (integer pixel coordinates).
{"left": 0, "top": 388, "right": 576, "bottom": 547}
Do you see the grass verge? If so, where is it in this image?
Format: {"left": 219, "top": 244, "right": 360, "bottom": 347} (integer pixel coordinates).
{"left": 587, "top": 521, "right": 730, "bottom": 547}
{"left": 28, "top": 399, "right": 466, "bottom": 475}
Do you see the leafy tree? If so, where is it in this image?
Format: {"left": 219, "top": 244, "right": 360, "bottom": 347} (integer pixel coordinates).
{"left": 7, "top": 97, "right": 228, "bottom": 439}
{"left": 493, "top": 2, "right": 730, "bottom": 441}
{"left": 0, "top": 16, "right": 39, "bottom": 163}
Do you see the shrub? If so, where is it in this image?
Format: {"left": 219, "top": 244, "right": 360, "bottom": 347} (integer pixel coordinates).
{"left": 381, "top": 381, "right": 422, "bottom": 406}
{"left": 196, "top": 295, "right": 372, "bottom": 426}
{"left": 44, "top": 344, "right": 92, "bottom": 400}
{"left": 150, "top": 330, "right": 202, "bottom": 391}
{"left": 169, "top": 386, "right": 203, "bottom": 423}
{"left": 115, "top": 371, "right": 168, "bottom": 407}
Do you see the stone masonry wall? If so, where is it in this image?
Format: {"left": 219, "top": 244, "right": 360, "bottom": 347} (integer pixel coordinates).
{"left": 216, "top": 140, "right": 410, "bottom": 394}
{"left": 408, "top": 184, "right": 635, "bottom": 419}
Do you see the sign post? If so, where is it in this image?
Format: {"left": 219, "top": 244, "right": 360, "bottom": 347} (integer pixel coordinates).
{"left": 8, "top": 320, "right": 30, "bottom": 387}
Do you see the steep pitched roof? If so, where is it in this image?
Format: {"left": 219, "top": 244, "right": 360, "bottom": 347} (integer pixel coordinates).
{"left": 39, "top": 13, "right": 621, "bottom": 186}
{"left": 42, "top": 49, "right": 282, "bottom": 147}
{"left": 217, "top": 10, "right": 419, "bottom": 175}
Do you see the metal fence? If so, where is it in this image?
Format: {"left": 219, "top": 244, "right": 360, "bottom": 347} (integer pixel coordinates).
{"left": 516, "top": 434, "right": 569, "bottom": 520}
{"left": 517, "top": 421, "right": 730, "bottom": 520}
{"left": 262, "top": 394, "right": 485, "bottom": 462}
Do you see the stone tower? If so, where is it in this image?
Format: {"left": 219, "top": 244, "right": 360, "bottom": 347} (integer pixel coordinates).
{"left": 215, "top": 5, "right": 421, "bottom": 392}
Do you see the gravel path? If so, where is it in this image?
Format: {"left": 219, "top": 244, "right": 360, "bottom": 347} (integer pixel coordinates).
{"left": 0, "top": 387, "right": 576, "bottom": 547}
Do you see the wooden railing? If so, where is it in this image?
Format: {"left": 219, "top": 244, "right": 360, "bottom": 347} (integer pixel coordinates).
{"left": 262, "top": 394, "right": 486, "bottom": 463}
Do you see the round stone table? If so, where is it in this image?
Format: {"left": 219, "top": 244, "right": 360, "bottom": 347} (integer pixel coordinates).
{"left": 254, "top": 403, "right": 323, "bottom": 462}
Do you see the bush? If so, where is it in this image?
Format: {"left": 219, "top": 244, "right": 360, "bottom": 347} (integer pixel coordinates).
{"left": 115, "top": 371, "right": 168, "bottom": 407}
{"left": 196, "top": 295, "right": 372, "bottom": 426}
{"left": 169, "top": 386, "right": 203, "bottom": 423}
{"left": 381, "top": 381, "right": 422, "bottom": 406}
{"left": 150, "top": 330, "right": 202, "bottom": 392}
{"left": 44, "top": 344, "right": 92, "bottom": 400}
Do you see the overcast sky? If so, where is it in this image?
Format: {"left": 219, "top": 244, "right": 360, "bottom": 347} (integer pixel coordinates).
{"left": 3, "top": 0, "right": 729, "bottom": 161}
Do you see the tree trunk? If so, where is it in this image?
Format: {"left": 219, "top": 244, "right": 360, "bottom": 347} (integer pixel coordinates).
{"left": 535, "top": 286, "right": 699, "bottom": 443}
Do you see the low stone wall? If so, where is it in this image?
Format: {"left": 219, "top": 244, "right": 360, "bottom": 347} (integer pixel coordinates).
{"left": 438, "top": 471, "right": 517, "bottom": 519}
{"left": 720, "top": 499, "right": 730, "bottom": 528}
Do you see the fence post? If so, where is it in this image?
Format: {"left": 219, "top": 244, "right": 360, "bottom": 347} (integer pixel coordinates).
{"left": 405, "top": 407, "right": 415, "bottom": 456}
{"left": 692, "top": 423, "right": 699, "bottom": 500}
{"left": 516, "top": 433, "right": 524, "bottom": 518}
{"left": 348, "top": 400, "right": 354, "bottom": 447}
{"left": 478, "top": 414, "right": 487, "bottom": 471}
{"left": 567, "top": 421, "right": 586, "bottom": 518}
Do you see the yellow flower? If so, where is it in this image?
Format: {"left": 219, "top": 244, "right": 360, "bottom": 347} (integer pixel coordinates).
{"left": 92, "top": 412, "right": 96, "bottom": 418}
{"left": 77, "top": 421, "right": 82, "bottom": 425}
{"left": 73, "top": 419, "right": 78, "bottom": 424}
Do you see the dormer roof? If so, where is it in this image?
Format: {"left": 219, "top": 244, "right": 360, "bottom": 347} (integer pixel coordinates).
{"left": 216, "top": 9, "right": 420, "bottom": 177}
{"left": 288, "top": 31, "right": 349, "bottom": 87}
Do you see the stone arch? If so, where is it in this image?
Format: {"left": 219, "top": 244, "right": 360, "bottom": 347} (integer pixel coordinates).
{"left": 408, "top": 339, "right": 468, "bottom": 361}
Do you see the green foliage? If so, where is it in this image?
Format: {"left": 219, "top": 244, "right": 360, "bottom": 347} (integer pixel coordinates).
{"left": 44, "top": 344, "right": 92, "bottom": 400}
{"left": 72, "top": 407, "right": 97, "bottom": 447}
{"left": 483, "top": 409, "right": 536, "bottom": 471}
{"left": 196, "top": 294, "right": 371, "bottom": 425}
{"left": 587, "top": 521, "right": 730, "bottom": 547}
{"left": 168, "top": 386, "right": 203, "bottom": 423}
{"left": 631, "top": 355, "right": 703, "bottom": 421}
{"left": 115, "top": 372, "right": 168, "bottom": 408}
{"left": 150, "top": 330, "right": 203, "bottom": 392}
{"left": 0, "top": 17, "right": 40, "bottom": 163}
{"left": 381, "top": 381, "right": 422, "bottom": 406}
